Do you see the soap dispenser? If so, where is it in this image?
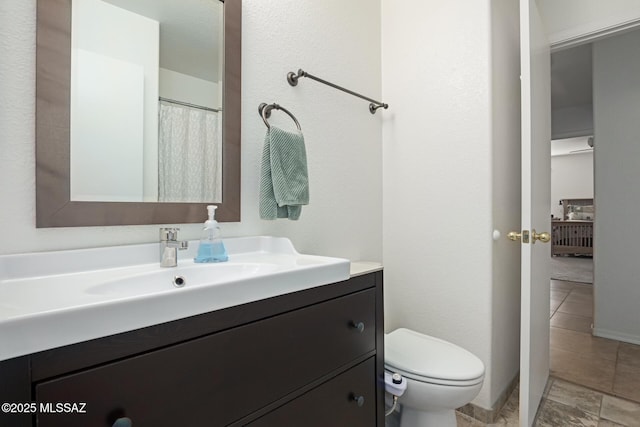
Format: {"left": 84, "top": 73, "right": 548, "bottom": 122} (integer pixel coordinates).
{"left": 194, "top": 205, "right": 228, "bottom": 263}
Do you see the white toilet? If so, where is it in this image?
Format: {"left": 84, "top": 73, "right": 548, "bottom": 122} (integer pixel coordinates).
{"left": 385, "top": 328, "right": 485, "bottom": 427}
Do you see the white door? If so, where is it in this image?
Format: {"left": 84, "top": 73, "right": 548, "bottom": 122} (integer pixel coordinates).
{"left": 519, "top": 0, "right": 552, "bottom": 425}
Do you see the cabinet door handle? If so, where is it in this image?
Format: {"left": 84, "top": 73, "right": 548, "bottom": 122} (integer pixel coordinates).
{"left": 113, "top": 417, "right": 132, "bottom": 427}
{"left": 350, "top": 394, "right": 365, "bottom": 407}
{"left": 350, "top": 321, "right": 365, "bottom": 333}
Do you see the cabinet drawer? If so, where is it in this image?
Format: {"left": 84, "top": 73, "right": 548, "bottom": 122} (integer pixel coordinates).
{"left": 247, "top": 357, "right": 376, "bottom": 427}
{"left": 35, "top": 289, "right": 376, "bottom": 426}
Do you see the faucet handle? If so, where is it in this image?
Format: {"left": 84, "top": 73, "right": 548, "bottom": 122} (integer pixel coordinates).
{"left": 160, "top": 227, "right": 180, "bottom": 241}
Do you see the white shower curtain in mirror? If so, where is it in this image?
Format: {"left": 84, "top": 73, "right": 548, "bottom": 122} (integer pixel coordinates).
{"left": 158, "top": 101, "right": 222, "bottom": 203}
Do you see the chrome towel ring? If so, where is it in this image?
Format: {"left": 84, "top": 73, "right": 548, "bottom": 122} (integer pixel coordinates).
{"left": 259, "top": 103, "right": 301, "bottom": 131}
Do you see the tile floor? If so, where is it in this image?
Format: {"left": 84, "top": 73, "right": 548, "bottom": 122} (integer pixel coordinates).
{"left": 550, "top": 279, "right": 640, "bottom": 404}
{"left": 456, "top": 377, "right": 640, "bottom": 426}
{"left": 454, "top": 279, "right": 640, "bottom": 426}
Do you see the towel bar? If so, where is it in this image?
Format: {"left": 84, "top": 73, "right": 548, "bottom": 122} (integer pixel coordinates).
{"left": 287, "top": 68, "right": 388, "bottom": 114}
{"left": 259, "top": 103, "right": 302, "bottom": 131}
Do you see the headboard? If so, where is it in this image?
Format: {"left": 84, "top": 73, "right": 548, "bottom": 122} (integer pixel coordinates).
{"left": 561, "top": 198, "right": 594, "bottom": 220}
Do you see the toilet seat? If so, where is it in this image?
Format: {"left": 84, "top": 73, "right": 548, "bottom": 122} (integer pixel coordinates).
{"left": 384, "top": 365, "right": 483, "bottom": 387}
{"left": 385, "top": 328, "right": 485, "bottom": 387}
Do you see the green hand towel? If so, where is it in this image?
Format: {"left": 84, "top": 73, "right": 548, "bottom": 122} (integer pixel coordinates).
{"left": 260, "top": 126, "right": 309, "bottom": 220}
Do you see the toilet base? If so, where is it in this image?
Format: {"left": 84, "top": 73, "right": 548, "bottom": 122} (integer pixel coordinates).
{"left": 400, "top": 406, "right": 456, "bottom": 427}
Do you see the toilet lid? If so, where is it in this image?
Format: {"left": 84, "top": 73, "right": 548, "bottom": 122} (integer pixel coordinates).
{"left": 385, "top": 328, "right": 485, "bottom": 384}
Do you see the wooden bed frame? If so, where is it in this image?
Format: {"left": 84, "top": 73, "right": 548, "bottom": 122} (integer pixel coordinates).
{"left": 552, "top": 198, "right": 594, "bottom": 256}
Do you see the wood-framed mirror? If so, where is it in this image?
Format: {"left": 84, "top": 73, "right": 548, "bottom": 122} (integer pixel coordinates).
{"left": 35, "top": 0, "right": 241, "bottom": 227}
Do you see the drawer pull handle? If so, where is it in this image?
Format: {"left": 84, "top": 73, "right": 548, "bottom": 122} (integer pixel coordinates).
{"left": 350, "top": 321, "right": 365, "bottom": 333}
{"left": 113, "top": 417, "right": 132, "bottom": 427}
{"left": 350, "top": 394, "right": 365, "bottom": 407}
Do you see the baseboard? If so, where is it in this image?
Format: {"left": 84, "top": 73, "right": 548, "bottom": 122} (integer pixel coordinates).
{"left": 593, "top": 328, "right": 640, "bottom": 345}
{"left": 456, "top": 372, "right": 519, "bottom": 423}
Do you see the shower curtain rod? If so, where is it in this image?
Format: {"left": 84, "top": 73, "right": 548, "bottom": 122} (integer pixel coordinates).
{"left": 159, "top": 97, "right": 221, "bottom": 113}
{"left": 286, "top": 68, "right": 389, "bottom": 114}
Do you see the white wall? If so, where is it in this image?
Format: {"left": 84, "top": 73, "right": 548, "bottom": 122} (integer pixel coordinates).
{"left": 0, "top": 0, "right": 382, "bottom": 263}
{"left": 159, "top": 68, "right": 220, "bottom": 110}
{"left": 538, "top": 0, "right": 640, "bottom": 46}
{"left": 71, "top": 50, "right": 145, "bottom": 201}
{"left": 592, "top": 29, "right": 640, "bottom": 344}
{"left": 382, "top": 0, "right": 520, "bottom": 410}
{"left": 552, "top": 105, "right": 593, "bottom": 140}
{"left": 489, "top": 0, "right": 522, "bottom": 410}
{"left": 244, "top": 0, "right": 382, "bottom": 261}
{"left": 72, "top": 0, "right": 159, "bottom": 202}
{"left": 550, "top": 152, "right": 594, "bottom": 219}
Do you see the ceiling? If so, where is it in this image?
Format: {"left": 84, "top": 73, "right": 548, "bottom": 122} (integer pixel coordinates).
{"left": 103, "top": 0, "right": 223, "bottom": 82}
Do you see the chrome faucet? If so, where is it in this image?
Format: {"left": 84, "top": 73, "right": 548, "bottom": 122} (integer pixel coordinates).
{"left": 159, "top": 228, "right": 188, "bottom": 267}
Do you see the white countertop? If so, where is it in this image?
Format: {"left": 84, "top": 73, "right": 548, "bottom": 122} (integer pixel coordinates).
{"left": 0, "top": 237, "right": 351, "bottom": 362}
{"left": 350, "top": 261, "right": 383, "bottom": 277}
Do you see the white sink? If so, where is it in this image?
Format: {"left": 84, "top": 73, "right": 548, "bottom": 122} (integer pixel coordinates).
{"left": 0, "top": 237, "right": 350, "bottom": 362}
{"left": 85, "top": 263, "right": 281, "bottom": 297}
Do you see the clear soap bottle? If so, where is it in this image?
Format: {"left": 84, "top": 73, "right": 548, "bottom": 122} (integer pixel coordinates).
{"left": 194, "top": 205, "right": 228, "bottom": 263}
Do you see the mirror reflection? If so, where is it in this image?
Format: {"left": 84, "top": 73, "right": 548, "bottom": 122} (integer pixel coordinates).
{"left": 70, "top": 0, "right": 223, "bottom": 203}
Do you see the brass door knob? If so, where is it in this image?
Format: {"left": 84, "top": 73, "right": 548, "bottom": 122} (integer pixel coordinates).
{"left": 508, "top": 230, "right": 530, "bottom": 243}
{"left": 532, "top": 229, "right": 551, "bottom": 244}
{"left": 507, "top": 231, "right": 521, "bottom": 241}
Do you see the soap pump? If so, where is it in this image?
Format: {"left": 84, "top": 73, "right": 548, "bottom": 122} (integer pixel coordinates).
{"left": 194, "top": 205, "right": 228, "bottom": 263}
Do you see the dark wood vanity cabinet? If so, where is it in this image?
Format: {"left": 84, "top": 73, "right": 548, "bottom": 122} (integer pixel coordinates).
{"left": 0, "top": 271, "right": 384, "bottom": 427}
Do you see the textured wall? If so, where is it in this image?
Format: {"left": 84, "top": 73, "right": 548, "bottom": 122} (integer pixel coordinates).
{"left": 0, "top": 0, "right": 382, "bottom": 261}
{"left": 244, "top": 0, "right": 383, "bottom": 260}
{"left": 381, "top": 0, "right": 521, "bottom": 410}
{"left": 381, "top": 0, "right": 495, "bottom": 408}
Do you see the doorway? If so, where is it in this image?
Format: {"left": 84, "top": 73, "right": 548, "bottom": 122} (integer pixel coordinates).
{"left": 546, "top": 20, "right": 640, "bottom": 411}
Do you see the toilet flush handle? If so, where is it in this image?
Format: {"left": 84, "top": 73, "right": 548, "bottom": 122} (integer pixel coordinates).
{"left": 350, "top": 321, "right": 365, "bottom": 333}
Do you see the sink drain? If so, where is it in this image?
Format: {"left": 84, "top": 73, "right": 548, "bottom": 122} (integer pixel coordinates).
{"left": 173, "top": 276, "right": 186, "bottom": 288}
